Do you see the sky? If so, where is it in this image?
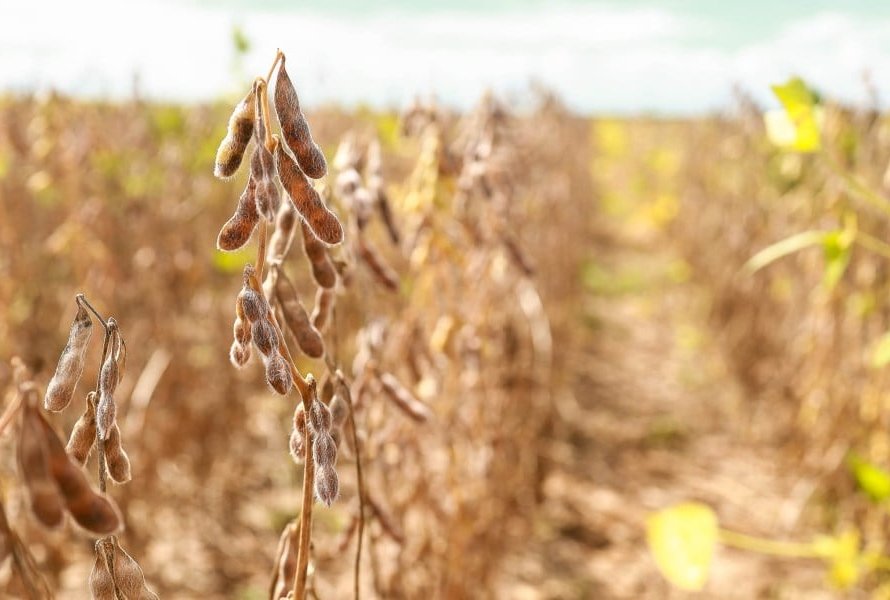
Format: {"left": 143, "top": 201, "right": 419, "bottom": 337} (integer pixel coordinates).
{"left": 1, "top": 0, "right": 890, "bottom": 114}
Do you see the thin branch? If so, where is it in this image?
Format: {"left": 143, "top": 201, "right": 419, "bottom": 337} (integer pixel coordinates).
{"left": 76, "top": 293, "right": 109, "bottom": 330}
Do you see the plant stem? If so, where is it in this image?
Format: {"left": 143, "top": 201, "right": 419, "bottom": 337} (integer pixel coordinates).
{"left": 338, "top": 371, "right": 365, "bottom": 600}
{"left": 718, "top": 529, "right": 823, "bottom": 559}
{"left": 855, "top": 231, "right": 890, "bottom": 261}
{"left": 76, "top": 293, "right": 109, "bottom": 330}
{"left": 267, "top": 49, "right": 284, "bottom": 84}
{"left": 0, "top": 392, "right": 23, "bottom": 437}
{"left": 256, "top": 219, "right": 268, "bottom": 283}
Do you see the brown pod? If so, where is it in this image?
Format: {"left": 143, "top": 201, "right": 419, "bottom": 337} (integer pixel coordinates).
{"left": 264, "top": 352, "right": 293, "bottom": 395}
{"left": 378, "top": 372, "right": 433, "bottom": 422}
{"left": 300, "top": 219, "right": 337, "bottom": 289}
{"left": 274, "top": 56, "right": 327, "bottom": 179}
{"left": 329, "top": 393, "right": 348, "bottom": 429}
{"left": 357, "top": 236, "right": 399, "bottom": 292}
{"left": 312, "top": 431, "right": 337, "bottom": 467}
{"left": 214, "top": 86, "right": 256, "bottom": 178}
{"left": 45, "top": 303, "right": 93, "bottom": 411}
{"left": 310, "top": 287, "right": 334, "bottom": 332}
{"left": 314, "top": 463, "right": 339, "bottom": 507}
{"left": 239, "top": 269, "right": 268, "bottom": 323}
{"left": 67, "top": 392, "right": 97, "bottom": 465}
{"left": 275, "top": 138, "right": 343, "bottom": 245}
{"left": 308, "top": 399, "right": 332, "bottom": 434}
{"left": 289, "top": 408, "right": 307, "bottom": 464}
{"left": 112, "top": 538, "right": 158, "bottom": 600}
{"left": 97, "top": 347, "right": 118, "bottom": 443}
{"left": 230, "top": 340, "right": 251, "bottom": 368}
{"left": 275, "top": 269, "right": 325, "bottom": 358}
{"left": 35, "top": 412, "right": 123, "bottom": 535}
{"left": 269, "top": 201, "right": 298, "bottom": 261}
{"left": 252, "top": 319, "right": 278, "bottom": 357}
{"left": 105, "top": 424, "right": 132, "bottom": 484}
{"left": 18, "top": 401, "right": 64, "bottom": 528}
{"left": 89, "top": 550, "right": 115, "bottom": 600}
{"left": 217, "top": 176, "right": 260, "bottom": 251}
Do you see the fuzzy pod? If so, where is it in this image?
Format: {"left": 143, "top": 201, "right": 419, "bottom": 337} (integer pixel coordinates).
{"left": 251, "top": 319, "right": 278, "bottom": 357}
{"left": 35, "top": 408, "right": 123, "bottom": 534}
{"left": 264, "top": 352, "right": 293, "bottom": 395}
{"left": 89, "top": 550, "right": 115, "bottom": 600}
{"left": 310, "top": 287, "right": 334, "bottom": 333}
{"left": 379, "top": 372, "right": 433, "bottom": 423}
{"left": 274, "top": 269, "right": 325, "bottom": 358}
{"left": 274, "top": 57, "right": 327, "bottom": 179}
{"left": 239, "top": 279, "right": 268, "bottom": 324}
{"left": 45, "top": 304, "right": 93, "bottom": 411}
{"left": 314, "top": 463, "right": 339, "bottom": 507}
{"left": 105, "top": 424, "right": 132, "bottom": 484}
{"left": 312, "top": 431, "right": 337, "bottom": 468}
{"left": 233, "top": 315, "right": 251, "bottom": 345}
{"left": 229, "top": 340, "right": 251, "bottom": 368}
{"left": 112, "top": 538, "right": 158, "bottom": 600}
{"left": 214, "top": 86, "right": 256, "bottom": 178}
{"left": 217, "top": 176, "right": 260, "bottom": 251}
{"left": 365, "top": 139, "right": 400, "bottom": 245}
{"left": 357, "top": 236, "right": 399, "bottom": 292}
{"left": 18, "top": 401, "right": 64, "bottom": 528}
{"left": 269, "top": 201, "right": 298, "bottom": 262}
{"left": 67, "top": 392, "right": 97, "bottom": 465}
{"left": 275, "top": 138, "right": 343, "bottom": 245}
{"left": 300, "top": 219, "right": 337, "bottom": 289}
{"left": 308, "top": 399, "right": 332, "bottom": 434}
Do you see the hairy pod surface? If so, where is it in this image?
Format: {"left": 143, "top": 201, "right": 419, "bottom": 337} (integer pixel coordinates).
{"left": 45, "top": 304, "right": 93, "bottom": 411}
{"left": 19, "top": 401, "right": 65, "bottom": 528}
{"left": 67, "top": 393, "right": 97, "bottom": 465}
{"left": 274, "top": 57, "right": 327, "bottom": 179}
{"left": 239, "top": 279, "right": 268, "bottom": 324}
{"left": 89, "top": 550, "right": 115, "bottom": 600}
{"left": 214, "top": 86, "right": 256, "bottom": 178}
{"left": 275, "top": 269, "right": 325, "bottom": 358}
{"left": 264, "top": 352, "right": 293, "bottom": 395}
{"left": 314, "top": 463, "right": 339, "bottom": 507}
{"left": 251, "top": 319, "right": 278, "bottom": 357}
{"left": 112, "top": 538, "right": 158, "bottom": 600}
{"left": 308, "top": 400, "right": 332, "bottom": 434}
{"left": 275, "top": 138, "right": 343, "bottom": 245}
{"left": 229, "top": 340, "right": 251, "bottom": 368}
{"left": 300, "top": 220, "right": 337, "bottom": 289}
{"left": 217, "top": 176, "right": 260, "bottom": 251}
{"left": 105, "top": 424, "right": 132, "bottom": 484}
{"left": 329, "top": 393, "right": 348, "bottom": 429}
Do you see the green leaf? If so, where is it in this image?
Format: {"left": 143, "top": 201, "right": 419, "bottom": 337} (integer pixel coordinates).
{"left": 744, "top": 230, "right": 828, "bottom": 273}
{"left": 848, "top": 454, "right": 890, "bottom": 502}
{"left": 646, "top": 503, "right": 718, "bottom": 591}
{"left": 767, "top": 77, "right": 823, "bottom": 152}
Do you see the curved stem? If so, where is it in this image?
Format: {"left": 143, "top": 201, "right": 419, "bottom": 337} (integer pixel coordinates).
{"left": 76, "top": 293, "right": 109, "bottom": 330}
{"left": 267, "top": 48, "right": 284, "bottom": 84}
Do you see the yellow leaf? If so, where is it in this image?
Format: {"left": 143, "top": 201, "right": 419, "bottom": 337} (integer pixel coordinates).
{"left": 646, "top": 503, "right": 718, "bottom": 591}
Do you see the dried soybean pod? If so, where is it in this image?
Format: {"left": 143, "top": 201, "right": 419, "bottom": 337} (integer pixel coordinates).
{"left": 357, "top": 236, "right": 400, "bottom": 292}
{"left": 89, "top": 548, "right": 115, "bottom": 600}
{"left": 314, "top": 463, "right": 339, "bottom": 507}
{"left": 275, "top": 269, "right": 325, "bottom": 358}
{"left": 97, "top": 333, "right": 119, "bottom": 442}
{"left": 274, "top": 56, "right": 327, "bottom": 179}
{"left": 310, "top": 287, "right": 334, "bottom": 332}
{"left": 252, "top": 319, "right": 278, "bottom": 356}
{"left": 230, "top": 341, "right": 251, "bottom": 368}
{"left": 300, "top": 219, "right": 337, "bottom": 289}
{"left": 112, "top": 538, "right": 158, "bottom": 600}
{"left": 269, "top": 201, "right": 298, "bottom": 261}
{"left": 36, "top": 411, "right": 123, "bottom": 535}
{"left": 288, "top": 408, "right": 307, "bottom": 464}
{"left": 18, "top": 401, "right": 64, "bottom": 528}
{"left": 104, "top": 424, "right": 132, "bottom": 484}
{"left": 45, "top": 303, "right": 93, "bottom": 411}
{"left": 378, "top": 372, "right": 433, "bottom": 422}
{"left": 275, "top": 137, "right": 343, "bottom": 245}
{"left": 214, "top": 86, "right": 256, "bottom": 179}
{"left": 270, "top": 522, "right": 299, "bottom": 600}
{"left": 329, "top": 392, "right": 348, "bottom": 429}
{"left": 264, "top": 352, "right": 293, "bottom": 395}
{"left": 217, "top": 176, "right": 260, "bottom": 251}
{"left": 67, "top": 392, "right": 97, "bottom": 465}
